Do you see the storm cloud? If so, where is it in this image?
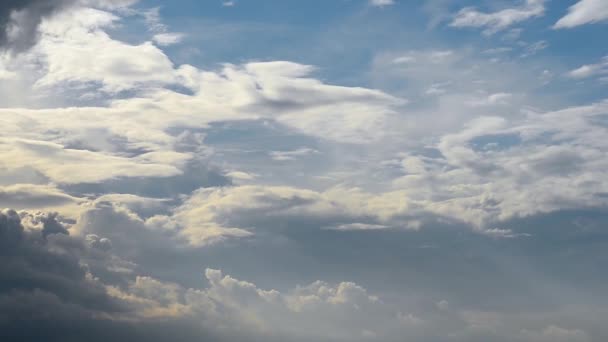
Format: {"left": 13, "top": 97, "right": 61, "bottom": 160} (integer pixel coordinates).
{"left": 0, "top": 0, "right": 76, "bottom": 52}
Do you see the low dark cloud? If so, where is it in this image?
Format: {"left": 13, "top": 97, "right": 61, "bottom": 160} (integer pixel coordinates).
{"left": 0, "top": 208, "right": 221, "bottom": 342}
{"left": 0, "top": 0, "right": 75, "bottom": 52}
{"left": 0, "top": 209, "right": 127, "bottom": 334}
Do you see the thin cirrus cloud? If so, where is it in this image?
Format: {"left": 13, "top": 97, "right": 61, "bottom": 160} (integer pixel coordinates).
{"left": 450, "top": 0, "right": 545, "bottom": 35}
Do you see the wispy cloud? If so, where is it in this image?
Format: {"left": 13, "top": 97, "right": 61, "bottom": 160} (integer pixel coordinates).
{"left": 450, "top": 0, "right": 545, "bottom": 35}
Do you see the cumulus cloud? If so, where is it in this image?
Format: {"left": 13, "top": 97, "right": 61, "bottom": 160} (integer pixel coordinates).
{"left": 0, "top": 208, "right": 425, "bottom": 342}
{"left": 554, "top": 0, "right": 608, "bottom": 29}
{"left": 33, "top": 7, "right": 177, "bottom": 93}
{"left": 0, "top": 208, "right": 132, "bottom": 339}
{"left": 393, "top": 100, "right": 608, "bottom": 227}
{"left": 450, "top": 0, "right": 545, "bottom": 35}
{"left": 0, "top": 7, "right": 404, "bottom": 196}
{"left": 107, "top": 266, "right": 412, "bottom": 342}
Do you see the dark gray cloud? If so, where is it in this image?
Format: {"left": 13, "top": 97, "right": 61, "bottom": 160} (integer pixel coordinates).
{"left": 0, "top": 209, "right": 300, "bottom": 342}
{"left": 0, "top": 209, "right": 124, "bottom": 316}
{"left": 9, "top": 207, "right": 277, "bottom": 342}
{"left": 0, "top": 209, "right": 220, "bottom": 342}
{"left": 0, "top": 0, "right": 75, "bottom": 52}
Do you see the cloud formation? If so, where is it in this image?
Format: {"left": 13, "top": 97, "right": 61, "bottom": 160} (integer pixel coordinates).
{"left": 554, "top": 0, "right": 608, "bottom": 28}
{"left": 370, "top": 0, "right": 395, "bottom": 7}
{"left": 567, "top": 55, "right": 608, "bottom": 80}
{"left": 450, "top": 0, "right": 545, "bottom": 35}
{"left": 0, "top": 0, "right": 75, "bottom": 52}
{"left": 1, "top": 1, "right": 608, "bottom": 341}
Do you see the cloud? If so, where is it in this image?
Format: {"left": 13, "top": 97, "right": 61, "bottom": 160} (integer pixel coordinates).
{"left": 153, "top": 32, "right": 185, "bottom": 46}
{"left": 466, "top": 92, "right": 513, "bottom": 106}
{"left": 1, "top": 1, "right": 607, "bottom": 342}
{"left": 521, "top": 325, "right": 591, "bottom": 342}
{"left": 393, "top": 100, "right": 608, "bottom": 227}
{"left": 0, "top": 208, "right": 418, "bottom": 342}
{"left": 108, "top": 267, "right": 395, "bottom": 341}
{"left": 3, "top": 205, "right": 607, "bottom": 342}
{"left": 450, "top": 0, "right": 545, "bottom": 35}
{"left": 269, "top": 147, "right": 319, "bottom": 161}
{"left": 148, "top": 185, "right": 418, "bottom": 246}
{"left": 0, "top": 183, "right": 80, "bottom": 209}
{"left": 0, "top": 138, "right": 186, "bottom": 184}
{"left": 554, "top": 0, "right": 608, "bottom": 29}
{"left": 33, "top": 7, "right": 177, "bottom": 93}
{"left": 567, "top": 55, "right": 608, "bottom": 79}
{"left": 0, "top": 208, "right": 133, "bottom": 339}
{"left": 370, "top": 0, "right": 395, "bottom": 7}
{"left": 0, "top": 0, "right": 76, "bottom": 52}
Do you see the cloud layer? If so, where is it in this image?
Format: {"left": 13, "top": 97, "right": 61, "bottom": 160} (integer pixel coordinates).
{"left": 1, "top": 1, "right": 607, "bottom": 341}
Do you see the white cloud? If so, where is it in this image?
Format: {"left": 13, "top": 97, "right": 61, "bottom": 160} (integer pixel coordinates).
{"left": 567, "top": 56, "right": 608, "bottom": 79}
{"left": 0, "top": 6, "right": 406, "bottom": 195}
{"left": 269, "top": 147, "right": 318, "bottom": 161}
{"left": 393, "top": 100, "right": 608, "bottom": 227}
{"left": 450, "top": 0, "right": 545, "bottom": 35}
{"left": 32, "top": 7, "right": 177, "bottom": 93}
{"left": 153, "top": 32, "right": 185, "bottom": 46}
{"left": 370, "top": 0, "right": 395, "bottom": 7}
{"left": 0, "top": 183, "right": 81, "bottom": 210}
{"left": 327, "top": 223, "right": 390, "bottom": 231}
{"left": 554, "top": 0, "right": 608, "bottom": 29}
{"left": 148, "top": 185, "right": 415, "bottom": 246}
{"left": 0, "top": 138, "right": 186, "bottom": 184}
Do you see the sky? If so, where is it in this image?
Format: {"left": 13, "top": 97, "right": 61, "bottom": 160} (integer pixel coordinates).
{"left": 0, "top": 0, "right": 607, "bottom": 341}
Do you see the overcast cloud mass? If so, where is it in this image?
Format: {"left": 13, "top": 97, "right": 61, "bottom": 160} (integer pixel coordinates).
{"left": 0, "top": 0, "right": 607, "bottom": 341}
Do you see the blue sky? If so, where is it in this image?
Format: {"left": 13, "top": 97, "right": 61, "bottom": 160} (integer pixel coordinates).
{"left": 0, "top": 1, "right": 607, "bottom": 341}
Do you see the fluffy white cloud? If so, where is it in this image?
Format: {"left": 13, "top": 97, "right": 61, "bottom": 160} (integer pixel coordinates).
{"left": 450, "top": 0, "right": 545, "bottom": 35}
{"left": 554, "top": 0, "right": 608, "bottom": 29}
{"left": 0, "top": 5, "right": 404, "bottom": 194}
{"left": 33, "top": 7, "right": 177, "bottom": 93}
{"left": 393, "top": 100, "right": 608, "bottom": 228}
